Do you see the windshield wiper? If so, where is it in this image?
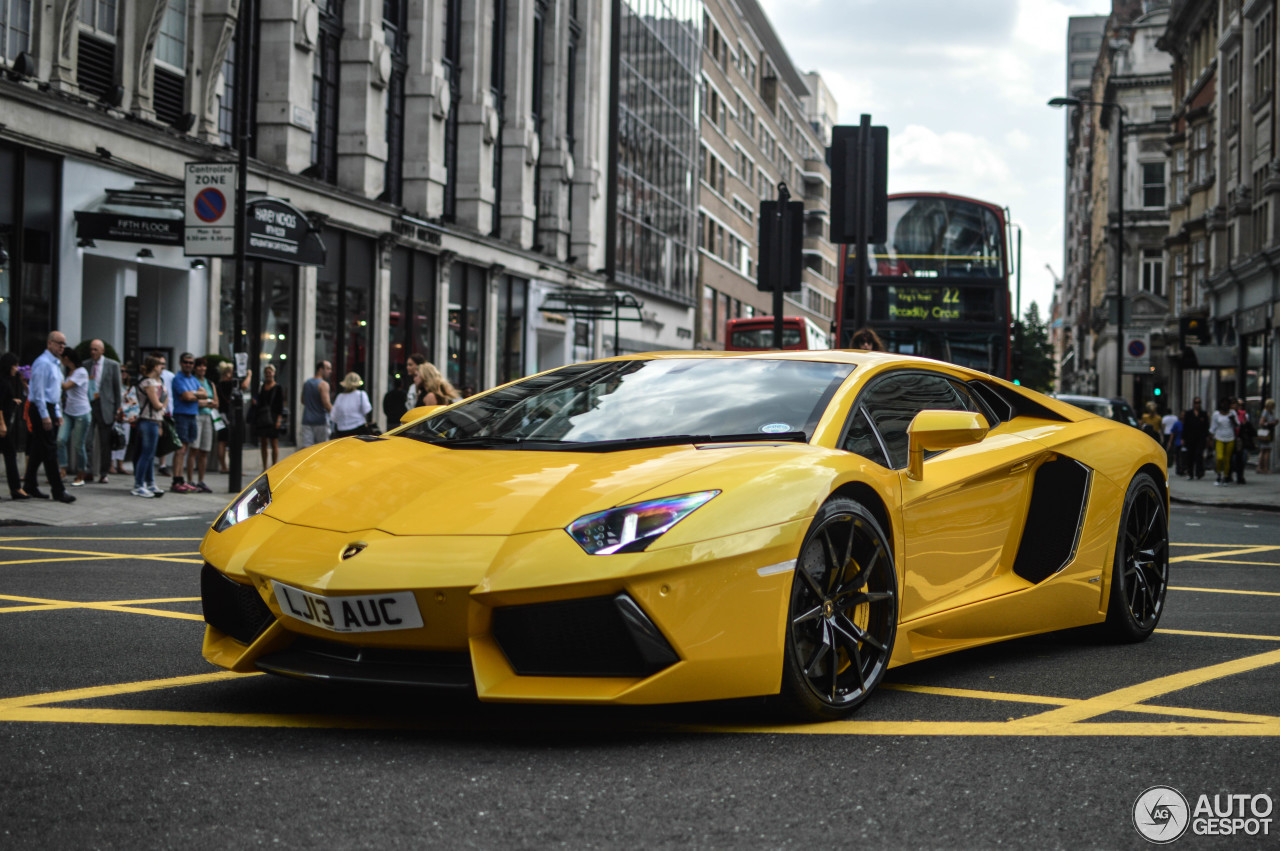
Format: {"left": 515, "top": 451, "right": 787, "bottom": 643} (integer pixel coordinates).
{"left": 426, "top": 435, "right": 570, "bottom": 449}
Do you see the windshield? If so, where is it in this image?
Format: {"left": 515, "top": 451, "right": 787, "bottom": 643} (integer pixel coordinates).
{"left": 847, "top": 196, "right": 1006, "bottom": 280}
{"left": 400, "top": 358, "right": 854, "bottom": 450}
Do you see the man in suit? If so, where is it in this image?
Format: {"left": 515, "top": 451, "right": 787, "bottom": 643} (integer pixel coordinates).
{"left": 86, "top": 339, "right": 123, "bottom": 483}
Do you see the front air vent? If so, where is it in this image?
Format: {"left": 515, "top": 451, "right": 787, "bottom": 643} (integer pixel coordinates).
{"left": 201, "top": 563, "right": 274, "bottom": 644}
{"left": 492, "top": 593, "right": 679, "bottom": 678}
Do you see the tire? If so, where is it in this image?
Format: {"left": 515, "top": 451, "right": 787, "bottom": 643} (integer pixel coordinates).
{"left": 1101, "top": 472, "right": 1169, "bottom": 642}
{"left": 778, "top": 498, "right": 898, "bottom": 721}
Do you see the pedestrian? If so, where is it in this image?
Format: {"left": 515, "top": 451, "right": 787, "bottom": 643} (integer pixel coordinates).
{"left": 404, "top": 353, "right": 427, "bottom": 410}
{"left": 414, "top": 361, "right": 461, "bottom": 406}
{"left": 331, "top": 372, "right": 374, "bottom": 437}
{"left": 250, "top": 363, "right": 285, "bottom": 470}
{"left": 215, "top": 361, "right": 250, "bottom": 473}
{"left": 132, "top": 355, "right": 167, "bottom": 498}
{"left": 116, "top": 362, "right": 139, "bottom": 476}
{"left": 155, "top": 354, "right": 175, "bottom": 476}
{"left": 56, "top": 347, "right": 92, "bottom": 486}
{"left": 84, "top": 339, "right": 122, "bottom": 484}
{"left": 1140, "top": 401, "right": 1162, "bottom": 441}
{"left": 1165, "top": 415, "right": 1184, "bottom": 476}
{"left": 1210, "top": 397, "right": 1237, "bottom": 486}
{"left": 298, "top": 359, "right": 333, "bottom": 448}
{"left": 184, "top": 357, "right": 218, "bottom": 493}
{"left": 1181, "top": 397, "right": 1209, "bottom": 480}
{"left": 1256, "top": 398, "right": 1276, "bottom": 474}
{"left": 850, "top": 327, "right": 885, "bottom": 351}
{"left": 1231, "top": 398, "right": 1252, "bottom": 485}
{"left": 0, "top": 351, "right": 29, "bottom": 500}
{"left": 382, "top": 377, "right": 407, "bottom": 425}
{"left": 166, "top": 353, "right": 205, "bottom": 492}
{"left": 23, "top": 331, "right": 75, "bottom": 503}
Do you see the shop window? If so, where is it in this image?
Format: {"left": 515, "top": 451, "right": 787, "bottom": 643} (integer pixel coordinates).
{"left": 496, "top": 274, "right": 526, "bottom": 384}
{"left": 448, "top": 261, "right": 487, "bottom": 396}
{"left": 388, "top": 247, "right": 436, "bottom": 390}
{"left": 317, "top": 228, "right": 374, "bottom": 387}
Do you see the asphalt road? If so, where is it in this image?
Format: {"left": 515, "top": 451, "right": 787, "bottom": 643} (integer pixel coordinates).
{"left": 1, "top": 505, "right": 1277, "bottom": 849}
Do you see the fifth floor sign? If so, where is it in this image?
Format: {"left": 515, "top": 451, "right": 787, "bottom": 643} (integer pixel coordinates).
{"left": 245, "top": 198, "right": 326, "bottom": 267}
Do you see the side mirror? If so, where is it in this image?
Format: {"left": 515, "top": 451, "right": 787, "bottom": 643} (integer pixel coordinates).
{"left": 399, "top": 405, "right": 443, "bottom": 425}
{"left": 906, "top": 410, "right": 989, "bottom": 481}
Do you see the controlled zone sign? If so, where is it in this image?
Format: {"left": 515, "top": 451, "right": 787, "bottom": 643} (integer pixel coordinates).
{"left": 1123, "top": 330, "right": 1151, "bottom": 374}
{"left": 184, "top": 162, "right": 236, "bottom": 256}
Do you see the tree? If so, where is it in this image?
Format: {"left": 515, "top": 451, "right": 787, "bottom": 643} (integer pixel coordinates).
{"left": 1011, "top": 301, "right": 1055, "bottom": 392}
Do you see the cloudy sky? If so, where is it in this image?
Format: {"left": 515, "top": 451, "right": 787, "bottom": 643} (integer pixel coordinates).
{"left": 757, "top": 0, "right": 1114, "bottom": 322}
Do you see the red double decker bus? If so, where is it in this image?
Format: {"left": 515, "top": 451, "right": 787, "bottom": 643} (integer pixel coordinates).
{"left": 724, "top": 316, "right": 831, "bottom": 351}
{"left": 835, "top": 192, "right": 1013, "bottom": 378}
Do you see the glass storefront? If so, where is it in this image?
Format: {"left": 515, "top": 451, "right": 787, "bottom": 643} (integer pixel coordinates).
{"left": 0, "top": 143, "right": 60, "bottom": 363}
{"left": 448, "top": 261, "right": 487, "bottom": 396}
{"left": 388, "top": 246, "right": 437, "bottom": 388}
{"left": 317, "top": 227, "right": 375, "bottom": 382}
{"left": 496, "top": 274, "right": 527, "bottom": 384}
{"left": 219, "top": 259, "right": 298, "bottom": 402}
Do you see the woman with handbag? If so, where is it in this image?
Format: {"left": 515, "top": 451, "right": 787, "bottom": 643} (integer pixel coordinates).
{"left": 251, "top": 364, "right": 285, "bottom": 470}
{"left": 0, "top": 352, "right": 30, "bottom": 500}
{"left": 331, "top": 372, "right": 374, "bottom": 438}
{"left": 133, "top": 356, "right": 167, "bottom": 498}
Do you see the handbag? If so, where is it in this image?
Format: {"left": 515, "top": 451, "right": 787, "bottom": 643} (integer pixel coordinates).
{"left": 156, "top": 415, "right": 181, "bottom": 457}
{"left": 110, "top": 422, "right": 127, "bottom": 451}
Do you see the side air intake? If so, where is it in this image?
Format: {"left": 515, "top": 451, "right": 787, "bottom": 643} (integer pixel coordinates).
{"left": 1012, "top": 458, "right": 1092, "bottom": 584}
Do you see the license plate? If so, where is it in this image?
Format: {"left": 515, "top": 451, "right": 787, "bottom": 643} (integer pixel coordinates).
{"left": 271, "top": 581, "right": 424, "bottom": 633}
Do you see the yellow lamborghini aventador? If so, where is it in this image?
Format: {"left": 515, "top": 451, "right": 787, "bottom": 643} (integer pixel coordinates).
{"left": 200, "top": 350, "right": 1169, "bottom": 721}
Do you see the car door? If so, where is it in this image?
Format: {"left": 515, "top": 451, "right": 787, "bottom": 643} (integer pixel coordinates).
{"left": 843, "top": 370, "right": 1047, "bottom": 622}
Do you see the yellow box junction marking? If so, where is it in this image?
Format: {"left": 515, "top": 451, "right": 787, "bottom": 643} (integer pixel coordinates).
{"left": 0, "top": 539, "right": 1277, "bottom": 735}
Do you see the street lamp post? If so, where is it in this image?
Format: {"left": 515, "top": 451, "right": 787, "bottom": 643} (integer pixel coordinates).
{"left": 1049, "top": 96, "right": 1127, "bottom": 401}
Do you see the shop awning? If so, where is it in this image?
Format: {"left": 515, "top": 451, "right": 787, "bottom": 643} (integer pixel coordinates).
{"left": 75, "top": 187, "right": 184, "bottom": 246}
{"left": 1180, "top": 345, "right": 1264, "bottom": 369}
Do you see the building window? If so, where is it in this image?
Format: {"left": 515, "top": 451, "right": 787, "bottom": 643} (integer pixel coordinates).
{"left": 1071, "top": 32, "right": 1102, "bottom": 52}
{"left": 1255, "top": 7, "right": 1274, "bottom": 106}
{"left": 489, "top": 0, "right": 506, "bottom": 233}
{"left": 1140, "top": 249, "right": 1164, "bottom": 297}
{"left": 77, "top": 0, "right": 117, "bottom": 101}
{"left": 388, "top": 247, "right": 436, "bottom": 390}
{"left": 496, "top": 274, "right": 527, "bottom": 384}
{"left": 310, "top": 0, "right": 342, "bottom": 183}
{"left": 1153, "top": 105, "right": 1172, "bottom": 123}
{"left": 1141, "top": 162, "right": 1166, "bottom": 208}
{"left": 1188, "top": 238, "right": 1207, "bottom": 308}
{"left": 157, "top": 0, "right": 186, "bottom": 69}
{"left": 382, "top": 0, "right": 407, "bottom": 205}
{"left": 448, "top": 261, "right": 487, "bottom": 396}
{"left": 1254, "top": 166, "right": 1270, "bottom": 252}
{"left": 442, "top": 0, "right": 462, "bottom": 220}
{"left": 530, "top": 0, "right": 546, "bottom": 238}
{"left": 1226, "top": 49, "right": 1241, "bottom": 131}
{"left": 1070, "top": 60, "right": 1093, "bottom": 80}
{"left": 1, "top": 0, "right": 32, "bottom": 62}
{"left": 1191, "top": 123, "right": 1212, "bottom": 185}
{"left": 1172, "top": 147, "right": 1187, "bottom": 203}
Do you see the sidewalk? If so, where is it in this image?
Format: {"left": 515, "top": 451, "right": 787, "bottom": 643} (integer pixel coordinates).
{"left": 0, "top": 445, "right": 299, "bottom": 528}
{"left": 1167, "top": 463, "right": 1280, "bottom": 512}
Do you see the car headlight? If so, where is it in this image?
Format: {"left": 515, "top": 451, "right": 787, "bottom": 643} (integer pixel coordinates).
{"left": 213, "top": 474, "right": 272, "bottom": 533}
{"left": 566, "top": 491, "right": 719, "bottom": 555}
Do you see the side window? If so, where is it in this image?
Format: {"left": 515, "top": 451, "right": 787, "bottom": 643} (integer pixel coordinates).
{"left": 858, "top": 373, "right": 973, "bottom": 469}
{"left": 842, "top": 408, "right": 888, "bottom": 467}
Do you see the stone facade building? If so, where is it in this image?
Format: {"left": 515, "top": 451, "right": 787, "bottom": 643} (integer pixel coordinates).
{"left": 1058, "top": 1, "right": 1173, "bottom": 404}
{"left": 1161, "top": 0, "right": 1276, "bottom": 413}
{"left": 695, "top": 0, "right": 835, "bottom": 348}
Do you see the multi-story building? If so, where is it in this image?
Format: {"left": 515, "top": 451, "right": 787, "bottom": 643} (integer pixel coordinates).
{"left": 1056, "top": 14, "right": 1107, "bottom": 390}
{"left": 695, "top": 0, "right": 835, "bottom": 348}
{"left": 1161, "top": 0, "right": 1276, "bottom": 413}
{"left": 1, "top": 0, "right": 621, "bottom": 430}
{"left": 1058, "top": 0, "right": 1172, "bottom": 406}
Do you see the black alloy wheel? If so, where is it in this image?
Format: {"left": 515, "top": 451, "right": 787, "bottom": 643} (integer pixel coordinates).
{"left": 1102, "top": 472, "right": 1169, "bottom": 642}
{"left": 779, "top": 498, "right": 898, "bottom": 721}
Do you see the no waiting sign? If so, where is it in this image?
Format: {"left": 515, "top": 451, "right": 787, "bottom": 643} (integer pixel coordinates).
{"left": 184, "top": 162, "right": 237, "bottom": 257}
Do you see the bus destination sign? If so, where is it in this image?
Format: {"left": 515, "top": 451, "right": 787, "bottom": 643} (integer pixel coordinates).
{"left": 869, "top": 284, "right": 998, "bottom": 324}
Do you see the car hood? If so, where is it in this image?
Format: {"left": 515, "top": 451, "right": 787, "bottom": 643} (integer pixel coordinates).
{"left": 262, "top": 435, "right": 774, "bottom": 535}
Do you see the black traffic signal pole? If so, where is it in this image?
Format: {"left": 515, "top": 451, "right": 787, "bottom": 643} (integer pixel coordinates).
{"left": 229, "top": 0, "right": 254, "bottom": 495}
{"left": 772, "top": 183, "right": 790, "bottom": 350}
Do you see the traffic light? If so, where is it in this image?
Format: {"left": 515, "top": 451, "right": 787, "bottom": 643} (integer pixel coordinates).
{"left": 1153, "top": 386, "right": 1162, "bottom": 398}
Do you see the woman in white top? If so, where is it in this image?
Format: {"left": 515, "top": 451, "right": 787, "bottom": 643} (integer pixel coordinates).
{"left": 331, "top": 372, "right": 374, "bottom": 437}
{"left": 1209, "top": 397, "right": 1238, "bottom": 485}
{"left": 57, "top": 348, "right": 93, "bottom": 485}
